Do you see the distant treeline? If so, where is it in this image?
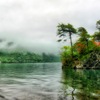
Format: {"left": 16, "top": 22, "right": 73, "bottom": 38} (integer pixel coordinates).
{"left": 0, "top": 51, "right": 60, "bottom": 63}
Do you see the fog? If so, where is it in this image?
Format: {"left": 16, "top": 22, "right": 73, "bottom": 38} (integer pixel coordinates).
{"left": 0, "top": 0, "right": 100, "bottom": 54}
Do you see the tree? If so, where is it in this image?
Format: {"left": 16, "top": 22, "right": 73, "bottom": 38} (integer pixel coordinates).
{"left": 57, "top": 23, "right": 76, "bottom": 58}
{"left": 78, "top": 27, "right": 90, "bottom": 47}
{"left": 93, "top": 32, "right": 100, "bottom": 41}
{"left": 61, "top": 46, "right": 73, "bottom": 67}
{"left": 96, "top": 20, "right": 100, "bottom": 32}
{"left": 92, "top": 20, "right": 100, "bottom": 44}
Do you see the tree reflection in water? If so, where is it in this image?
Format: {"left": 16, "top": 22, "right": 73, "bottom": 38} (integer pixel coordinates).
{"left": 61, "top": 69, "right": 100, "bottom": 100}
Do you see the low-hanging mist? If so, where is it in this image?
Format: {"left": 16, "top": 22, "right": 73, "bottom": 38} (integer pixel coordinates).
{"left": 0, "top": 0, "right": 100, "bottom": 54}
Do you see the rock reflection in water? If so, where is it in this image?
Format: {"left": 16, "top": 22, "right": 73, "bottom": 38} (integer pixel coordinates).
{"left": 0, "top": 63, "right": 100, "bottom": 100}
{"left": 62, "top": 69, "right": 100, "bottom": 100}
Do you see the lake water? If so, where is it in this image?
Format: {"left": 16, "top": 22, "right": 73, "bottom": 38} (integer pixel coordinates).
{"left": 0, "top": 63, "right": 99, "bottom": 100}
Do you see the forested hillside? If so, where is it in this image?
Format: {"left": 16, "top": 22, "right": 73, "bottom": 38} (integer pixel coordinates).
{"left": 0, "top": 51, "right": 60, "bottom": 63}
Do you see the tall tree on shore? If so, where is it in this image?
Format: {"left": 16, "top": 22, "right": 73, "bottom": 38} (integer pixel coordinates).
{"left": 78, "top": 27, "right": 90, "bottom": 47}
{"left": 96, "top": 20, "right": 100, "bottom": 32}
{"left": 57, "top": 23, "right": 76, "bottom": 58}
{"left": 93, "top": 20, "right": 100, "bottom": 41}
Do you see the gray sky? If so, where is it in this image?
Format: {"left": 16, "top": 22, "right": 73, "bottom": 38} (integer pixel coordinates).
{"left": 0, "top": 0, "right": 100, "bottom": 53}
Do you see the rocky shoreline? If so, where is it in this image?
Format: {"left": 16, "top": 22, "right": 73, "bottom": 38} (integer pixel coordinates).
{"left": 74, "top": 50, "right": 100, "bottom": 69}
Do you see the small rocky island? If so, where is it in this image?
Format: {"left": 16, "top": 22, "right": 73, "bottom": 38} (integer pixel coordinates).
{"left": 57, "top": 20, "right": 100, "bottom": 69}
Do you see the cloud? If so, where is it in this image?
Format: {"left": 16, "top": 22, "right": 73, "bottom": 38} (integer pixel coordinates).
{"left": 0, "top": 0, "right": 100, "bottom": 53}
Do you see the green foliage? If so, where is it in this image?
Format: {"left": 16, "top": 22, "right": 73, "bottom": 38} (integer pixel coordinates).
{"left": 96, "top": 20, "right": 100, "bottom": 31}
{"left": 42, "top": 53, "right": 60, "bottom": 62}
{"left": 57, "top": 20, "right": 100, "bottom": 67}
{"left": 78, "top": 27, "right": 87, "bottom": 33}
{"left": 77, "top": 27, "right": 90, "bottom": 48}
{"left": 0, "top": 51, "right": 60, "bottom": 63}
{"left": 61, "top": 46, "right": 71, "bottom": 60}
{"left": 57, "top": 23, "right": 76, "bottom": 42}
{"left": 62, "top": 69, "right": 100, "bottom": 99}
{"left": 57, "top": 23, "right": 77, "bottom": 60}
{"left": 57, "top": 23, "right": 76, "bottom": 35}
{"left": 60, "top": 46, "right": 76, "bottom": 67}
{"left": 93, "top": 32, "right": 100, "bottom": 40}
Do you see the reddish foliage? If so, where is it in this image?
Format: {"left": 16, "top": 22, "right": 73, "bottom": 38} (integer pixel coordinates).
{"left": 75, "top": 43, "right": 86, "bottom": 53}
{"left": 94, "top": 41, "right": 100, "bottom": 46}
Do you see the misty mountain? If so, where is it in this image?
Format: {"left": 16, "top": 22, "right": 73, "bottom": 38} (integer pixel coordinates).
{"left": 0, "top": 38, "right": 60, "bottom": 54}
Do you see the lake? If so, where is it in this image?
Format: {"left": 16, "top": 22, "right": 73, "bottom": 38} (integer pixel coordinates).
{"left": 0, "top": 63, "right": 99, "bottom": 100}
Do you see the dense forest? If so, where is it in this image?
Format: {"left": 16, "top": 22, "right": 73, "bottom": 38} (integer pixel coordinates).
{"left": 0, "top": 51, "right": 60, "bottom": 63}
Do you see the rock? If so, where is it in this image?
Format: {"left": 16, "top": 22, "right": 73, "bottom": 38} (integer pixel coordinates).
{"left": 83, "top": 50, "right": 100, "bottom": 69}
{"left": 76, "top": 64, "right": 83, "bottom": 69}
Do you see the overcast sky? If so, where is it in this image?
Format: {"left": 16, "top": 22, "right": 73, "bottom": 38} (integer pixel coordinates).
{"left": 0, "top": 0, "right": 100, "bottom": 53}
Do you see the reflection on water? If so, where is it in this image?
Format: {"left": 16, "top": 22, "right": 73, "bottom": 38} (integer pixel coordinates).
{"left": 62, "top": 69, "right": 100, "bottom": 100}
{"left": 0, "top": 63, "right": 99, "bottom": 100}
{"left": 0, "top": 63, "right": 62, "bottom": 100}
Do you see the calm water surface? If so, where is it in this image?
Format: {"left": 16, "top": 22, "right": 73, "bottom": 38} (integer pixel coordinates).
{"left": 0, "top": 63, "right": 99, "bottom": 100}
